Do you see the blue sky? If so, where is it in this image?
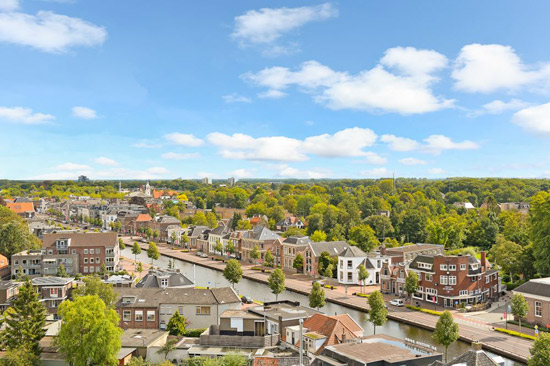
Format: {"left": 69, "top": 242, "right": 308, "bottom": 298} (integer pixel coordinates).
{"left": 1, "top": 0, "right": 550, "bottom": 180}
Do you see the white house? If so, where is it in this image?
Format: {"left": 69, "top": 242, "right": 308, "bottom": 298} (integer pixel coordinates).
{"left": 337, "top": 247, "right": 390, "bottom": 286}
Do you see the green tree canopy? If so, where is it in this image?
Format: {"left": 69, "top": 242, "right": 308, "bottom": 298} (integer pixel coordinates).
{"left": 148, "top": 241, "right": 160, "bottom": 265}
{"left": 0, "top": 221, "right": 41, "bottom": 259}
{"left": 309, "top": 282, "right": 326, "bottom": 310}
{"left": 529, "top": 333, "right": 550, "bottom": 366}
{"left": 310, "top": 230, "right": 327, "bottom": 242}
{"left": 293, "top": 253, "right": 304, "bottom": 273}
{"left": 511, "top": 293, "right": 529, "bottom": 330}
{"left": 367, "top": 291, "right": 387, "bottom": 335}
{"left": 223, "top": 259, "right": 243, "bottom": 288}
{"left": 268, "top": 268, "right": 286, "bottom": 301}
{"left": 72, "top": 275, "right": 117, "bottom": 308}
{"left": 530, "top": 191, "right": 550, "bottom": 276}
{"left": 167, "top": 311, "right": 186, "bottom": 336}
{"left": 433, "top": 310, "right": 459, "bottom": 362}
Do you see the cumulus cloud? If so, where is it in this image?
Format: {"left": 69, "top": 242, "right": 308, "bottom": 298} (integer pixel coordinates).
{"left": 472, "top": 99, "right": 530, "bottom": 116}
{"left": 512, "top": 102, "right": 550, "bottom": 134}
{"left": 422, "top": 135, "right": 479, "bottom": 154}
{"left": 0, "top": 0, "right": 19, "bottom": 12}
{"left": 0, "top": 106, "right": 54, "bottom": 124}
{"left": 133, "top": 140, "right": 162, "bottom": 149}
{"left": 72, "top": 106, "right": 97, "bottom": 119}
{"left": 232, "top": 3, "right": 337, "bottom": 54}
{"left": 222, "top": 93, "right": 252, "bottom": 103}
{"left": 93, "top": 157, "right": 118, "bottom": 166}
{"left": 364, "top": 152, "right": 387, "bottom": 165}
{"left": 275, "top": 164, "right": 328, "bottom": 179}
{"left": 207, "top": 127, "right": 378, "bottom": 162}
{"left": 244, "top": 47, "right": 453, "bottom": 114}
{"left": 0, "top": 10, "right": 107, "bottom": 52}
{"left": 164, "top": 133, "right": 204, "bottom": 147}
{"left": 452, "top": 44, "right": 550, "bottom": 93}
{"left": 361, "top": 167, "right": 390, "bottom": 178}
{"left": 399, "top": 157, "right": 427, "bottom": 166}
{"left": 161, "top": 152, "right": 200, "bottom": 160}
{"left": 428, "top": 168, "right": 445, "bottom": 175}
{"left": 381, "top": 134, "right": 420, "bottom": 151}
{"left": 229, "top": 168, "right": 255, "bottom": 179}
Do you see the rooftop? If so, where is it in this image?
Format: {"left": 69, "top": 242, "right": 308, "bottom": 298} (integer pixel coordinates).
{"left": 43, "top": 232, "right": 117, "bottom": 248}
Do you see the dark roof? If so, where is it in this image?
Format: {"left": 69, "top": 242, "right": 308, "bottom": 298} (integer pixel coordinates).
{"left": 136, "top": 269, "right": 194, "bottom": 288}
{"left": 115, "top": 287, "right": 241, "bottom": 308}
{"left": 514, "top": 278, "right": 550, "bottom": 299}
{"left": 43, "top": 232, "right": 117, "bottom": 248}
{"left": 408, "top": 255, "right": 435, "bottom": 272}
{"left": 386, "top": 243, "right": 443, "bottom": 254}
{"left": 309, "top": 241, "right": 350, "bottom": 257}
{"left": 339, "top": 246, "right": 366, "bottom": 258}
{"left": 249, "top": 226, "right": 280, "bottom": 241}
{"left": 283, "top": 236, "right": 312, "bottom": 246}
{"left": 32, "top": 277, "right": 74, "bottom": 286}
{"left": 440, "top": 350, "right": 498, "bottom": 366}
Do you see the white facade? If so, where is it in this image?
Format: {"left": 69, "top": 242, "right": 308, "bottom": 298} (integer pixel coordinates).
{"left": 337, "top": 253, "right": 390, "bottom": 286}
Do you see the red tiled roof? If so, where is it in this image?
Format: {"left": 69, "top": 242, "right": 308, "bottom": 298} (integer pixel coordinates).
{"left": 303, "top": 313, "right": 360, "bottom": 353}
{"left": 0, "top": 254, "right": 8, "bottom": 268}
{"left": 6, "top": 202, "right": 35, "bottom": 214}
{"left": 136, "top": 214, "right": 152, "bottom": 222}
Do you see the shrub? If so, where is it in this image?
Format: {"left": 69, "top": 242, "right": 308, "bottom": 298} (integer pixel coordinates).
{"left": 355, "top": 293, "right": 370, "bottom": 298}
{"left": 406, "top": 305, "right": 443, "bottom": 316}
{"left": 494, "top": 328, "right": 536, "bottom": 340}
{"left": 180, "top": 249, "right": 189, "bottom": 252}
{"left": 184, "top": 328, "right": 207, "bottom": 337}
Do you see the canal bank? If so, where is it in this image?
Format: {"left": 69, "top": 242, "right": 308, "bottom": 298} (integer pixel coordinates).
{"left": 126, "top": 242, "right": 529, "bottom": 365}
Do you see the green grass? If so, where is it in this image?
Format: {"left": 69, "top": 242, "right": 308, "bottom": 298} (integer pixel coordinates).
{"left": 494, "top": 328, "right": 536, "bottom": 341}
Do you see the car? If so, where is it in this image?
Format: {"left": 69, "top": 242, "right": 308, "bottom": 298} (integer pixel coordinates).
{"left": 196, "top": 251, "right": 205, "bottom": 257}
{"left": 241, "top": 295, "right": 254, "bottom": 304}
{"left": 389, "top": 299, "right": 404, "bottom": 307}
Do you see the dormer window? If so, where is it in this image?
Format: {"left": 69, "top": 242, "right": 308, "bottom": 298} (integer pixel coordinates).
{"left": 160, "top": 278, "right": 168, "bottom": 287}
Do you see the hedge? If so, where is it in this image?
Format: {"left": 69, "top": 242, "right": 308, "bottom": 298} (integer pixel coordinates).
{"left": 355, "top": 293, "right": 370, "bottom": 298}
{"left": 494, "top": 328, "right": 536, "bottom": 341}
{"left": 507, "top": 320, "right": 550, "bottom": 333}
{"left": 184, "top": 328, "right": 207, "bottom": 337}
{"left": 406, "top": 305, "right": 443, "bottom": 316}
{"left": 180, "top": 249, "right": 189, "bottom": 252}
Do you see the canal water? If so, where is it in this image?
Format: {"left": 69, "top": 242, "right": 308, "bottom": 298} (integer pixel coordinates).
{"left": 123, "top": 248, "right": 523, "bottom": 366}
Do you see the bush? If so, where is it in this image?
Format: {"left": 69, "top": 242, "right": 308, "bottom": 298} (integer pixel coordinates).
{"left": 184, "top": 328, "right": 207, "bottom": 337}
{"left": 180, "top": 249, "right": 189, "bottom": 252}
{"left": 494, "top": 328, "right": 536, "bottom": 340}
{"left": 250, "top": 267, "right": 263, "bottom": 271}
{"left": 507, "top": 320, "right": 550, "bottom": 333}
{"left": 355, "top": 293, "right": 370, "bottom": 298}
{"left": 506, "top": 281, "right": 525, "bottom": 291}
{"left": 406, "top": 305, "right": 443, "bottom": 316}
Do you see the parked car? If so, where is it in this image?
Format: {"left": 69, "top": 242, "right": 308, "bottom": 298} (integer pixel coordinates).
{"left": 389, "top": 299, "right": 404, "bottom": 307}
{"left": 241, "top": 296, "right": 254, "bottom": 304}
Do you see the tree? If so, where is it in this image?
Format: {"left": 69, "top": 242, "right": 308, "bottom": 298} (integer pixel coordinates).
{"left": 264, "top": 250, "right": 274, "bottom": 267}
{"left": 170, "top": 231, "right": 178, "bottom": 247}
{"left": 167, "top": 311, "right": 186, "bottom": 336}
{"left": 349, "top": 224, "right": 380, "bottom": 253}
{"left": 132, "top": 241, "right": 141, "bottom": 265}
{"left": 529, "top": 333, "right": 550, "bottom": 366}
{"left": 433, "top": 310, "right": 459, "bottom": 362}
{"left": 318, "top": 251, "right": 332, "bottom": 275}
{"left": 489, "top": 235, "right": 523, "bottom": 279}
{"left": 73, "top": 275, "right": 117, "bottom": 308}
{"left": 153, "top": 229, "right": 159, "bottom": 241}
{"left": 268, "top": 268, "right": 286, "bottom": 301}
{"left": 136, "top": 261, "right": 143, "bottom": 274}
{"left": 511, "top": 293, "right": 529, "bottom": 330}
{"left": 323, "top": 263, "right": 333, "bottom": 278}
{"left": 56, "top": 295, "right": 122, "bottom": 366}
{"left": 0, "top": 345, "right": 38, "bottom": 366}
{"left": 250, "top": 245, "right": 260, "bottom": 263}
{"left": 148, "top": 241, "right": 160, "bottom": 265}
{"left": 368, "top": 291, "right": 387, "bottom": 335}
{"left": 309, "top": 282, "right": 326, "bottom": 310}
{"left": 405, "top": 271, "right": 419, "bottom": 304}
{"left": 399, "top": 211, "right": 428, "bottom": 244}
{"left": 358, "top": 264, "right": 369, "bottom": 294}
{"left": 157, "top": 339, "right": 177, "bottom": 360}
{"left": 145, "top": 228, "right": 153, "bottom": 240}
{"left": 223, "top": 259, "right": 243, "bottom": 288}
{"left": 0, "top": 221, "right": 41, "bottom": 259}
{"left": 293, "top": 253, "right": 304, "bottom": 273}
{"left": 530, "top": 191, "right": 550, "bottom": 276}
{"left": 310, "top": 230, "right": 327, "bottom": 242}
{"left": 57, "top": 263, "right": 68, "bottom": 277}
{"left": 118, "top": 238, "right": 125, "bottom": 250}
{"left": 214, "top": 240, "right": 223, "bottom": 256}
{"left": 231, "top": 212, "right": 241, "bottom": 230}
{"left": 365, "top": 215, "right": 394, "bottom": 239}
{"left": 0, "top": 278, "right": 46, "bottom": 358}
{"left": 226, "top": 241, "right": 236, "bottom": 256}
{"left": 181, "top": 233, "right": 190, "bottom": 248}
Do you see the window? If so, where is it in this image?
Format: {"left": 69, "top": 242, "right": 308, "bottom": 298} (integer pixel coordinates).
{"left": 147, "top": 311, "right": 155, "bottom": 321}
{"left": 425, "top": 274, "right": 433, "bottom": 282}
{"left": 89, "top": 266, "right": 94, "bottom": 273}
{"left": 440, "top": 276, "right": 448, "bottom": 285}
{"left": 459, "top": 290, "right": 468, "bottom": 296}
{"left": 84, "top": 249, "right": 88, "bottom": 254}
{"left": 135, "top": 311, "right": 143, "bottom": 321}
{"left": 196, "top": 306, "right": 211, "bottom": 315}
{"left": 96, "top": 248, "right": 100, "bottom": 254}
{"left": 460, "top": 264, "right": 466, "bottom": 270}
{"left": 178, "top": 306, "right": 184, "bottom": 315}
{"left": 486, "top": 275, "right": 490, "bottom": 284}
{"left": 48, "top": 249, "right": 53, "bottom": 255}
{"left": 347, "top": 260, "right": 352, "bottom": 269}
{"left": 84, "top": 258, "right": 88, "bottom": 264}
{"left": 449, "top": 265, "right": 456, "bottom": 271}
{"left": 72, "top": 249, "right": 76, "bottom": 254}
{"left": 161, "top": 278, "right": 168, "bottom": 287}
{"left": 123, "top": 310, "right": 131, "bottom": 321}
{"left": 96, "top": 257, "right": 100, "bottom": 264}
{"left": 449, "top": 276, "right": 457, "bottom": 285}
{"left": 440, "top": 264, "right": 447, "bottom": 271}
{"left": 50, "top": 288, "right": 59, "bottom": 297}
{"left": 535, "top": 302, "right": 542, "bottom": 317}
{"left": 347, "top": 272, "right": 352, "bottom": 281}
{"left": 83, "top": 266, "right": 88, "bottom": 273}
{"left": 96, "top": 266, "right": 100, "bottom": 273}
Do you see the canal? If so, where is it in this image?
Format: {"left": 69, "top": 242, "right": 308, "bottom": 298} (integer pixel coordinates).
{"left": 123, "top": 247, "right": 523, "bottom": 366}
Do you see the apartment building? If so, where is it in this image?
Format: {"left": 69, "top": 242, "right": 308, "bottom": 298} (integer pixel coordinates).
{"left": 32, "top": 276, "right": 74, "bottom": 315}
{"left": 281, "top": 236, "right": 310, "bottom": 272}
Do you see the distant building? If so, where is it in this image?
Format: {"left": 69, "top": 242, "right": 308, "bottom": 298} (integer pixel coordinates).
{"left": 202, "top": 177, "right": 212, "bottom": 185}
{"left": 32, "top": 276, "right": 74, "bottom": 315}
{"left": 453, "top": 202, "right": 475, "bottom": 210}
{"left": 384, "top": 243, "right": 445, "bottom": 264}
{"left": 228, "top": 177, "right": 236, "bottom": 186}
{"left": 6, "top": 201, "right": 35, "bottom": 218}
{"left": 77, "top": 175, "right": 89, "bottom": 183}
{"left": 0, "top": 254, "right": 9, "bottom": 279}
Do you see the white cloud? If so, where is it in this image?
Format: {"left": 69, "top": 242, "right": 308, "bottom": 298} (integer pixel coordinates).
{"left": 222, "top": 93, "right": 252, "bottom": 104}
{"left": 72, "top": 106, "right": 97, "bottom": 119}
{"left": 364, "top": 152, "right": 387, "bottom": 165}
{"left": 381, "top": 134, "right": 420, "bottom": 151}
{"left": 232, "top": 3, "right": 337, "bottom": 47}
{"left": 244, "top": 47, "right": 453, "bottom": 114}
{"left": 473, "top": 99, "right": 530, "bottom": 116}
{"left": 229, "top": 168, "right": 255, "bottom": 179}
{"left": 133, "top": 141, "right": 162, "bottom": 149}
{"left": 147, "top": 167, "right": 169, "bottom": 175}
{"left": 207, "top": 127, "right": 378, "bottom": 162}
{"left": 55, "top": 162, "right": 91, "bottom": 171}
{"left": 0, "top": 10, "right": 107, "bottom": 53}
{"left": 512, "top": 102, "right": 550, "bottom": 134}
{"left": 452, "top": 44, "right": 550, "bottom": 93}
{"left": 428, "top": 168, "right": 445, "bottom": 175}
{"left": 399, "top": 157, "right": 427, "bottom": 166}
{"left": 93, "top": 157, "right": 118, "bottom": 166}
{"left": 0, "top": 0, "right": 19, "bottom": 12}
{"left": 361, "top": 167, "right": 390, "bottom": 178}
{"left": 161, "top": 152, "right": 200, "bottom": 160}
{"left": 275, "top": 164, "right": 328, "bottom": 179}
{"left": 164, "top": 133, "right": 204, "bottom": 147}
{"left": 422, "top": 135, "right": 479, "bottom": 154}
{"left": 0, "top": 106, "right": 54, "bottom": 124}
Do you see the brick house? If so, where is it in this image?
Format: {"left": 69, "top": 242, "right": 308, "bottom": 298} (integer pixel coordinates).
{"left": 303, "top": 241, "right": 350, "bottom": 277}
{"left": 513, "top": 278, "right": 550, "bottom": 325}
{"left": 241, "top": 226, "right": 282, "bottom": 263}
{"left": 32, "top": 276, "right": 74, "bottom": 315}
{"left": 282, "top": 236, "right": 311, "bottom": 272}
{"left": 385, "top": 243, "right": 444, "bottom": 264}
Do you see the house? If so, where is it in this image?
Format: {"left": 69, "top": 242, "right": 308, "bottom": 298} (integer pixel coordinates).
{"left": 241, "top": 226, "right": 282, "bottom": 263}
{"left": 276, "top": 217, "right": 305, "bottom": 232}
{"left": 380, "top": 261, "right": 408, "bottom": 296}
{"left": 208, "top": 222, "right": 233, "bottom": 255}
{"left": 42, "top": 232, "right": 120, "bottom": 274}
{"left": 105, "top": 274, "right": 135, "bottom": 288}
{"left": 150, "top": 215, "right": 182, "bottom": 241}
{"left": 513, "top": 278, "right": 550, "bottom": 325}
{"left": 453, "top": 202, "right": 475, "bottom": 210}
{"left": 286, "top": 313, "right": 363, "bottom": 356}
{"left": 0, "top": 281, "right": 20, "bottom": 312}
{"left": 500, "top": 202, "right": 530, "bottom": 215}
{"left": 430, "top": 342, "right": 502, "bottom": 366}
{"left": 166, "top": 225, "right": 188, "bottom": 246}
{"left": 337, "top": 247, "right": 390, "bottom": 286}
{"left": 304, "top": 241, "right": 350, "bottom": 277}
{"left": 136, "top": 268, "right": 194, "bottom": 288}
{"left": 187, "top": 225, "right": 210, "bottom": 250}
{"left": 282, "top": 236, "right": 311, "bottom": 272}
{"left": 406, "top": 252, "right": 500, "bottom": 307}
{"left": 248, "top": 300, "right": 319, "bottom": 336}
{"left": 115, "top": 287, "right": 241, "bottom": 330}
{"left": 134, "top": 213, "right": 153, "bottom": 233}
{"left": 120, "top": 328, "right": 170, "bottom": 360}
{"left": 0, "top": 254, "right": 9, "bottom": 279}
{"left": 317, "top": 334, "right": 442, "bottom": 366}
{"left": 385, "top": 243, "right": 445, "bottom": 264}
{"left": 6, "top": 201, "right": 35, "bottom": 218}
{"left": 32, "top": 276, "right": 74, "bottom": 315}
{"left": 11, "top": 250, "right": 47, "bottom": 277}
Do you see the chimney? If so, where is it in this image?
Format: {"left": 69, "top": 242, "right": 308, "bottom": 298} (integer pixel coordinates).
{"left": 381, "top": 243, "right": 386, "bottom": 255}
{"left": 472, "top": 341, "right": 482, "bottom": 351}
{"left": 480, "top": 251, "right": 487, "bottom": 270}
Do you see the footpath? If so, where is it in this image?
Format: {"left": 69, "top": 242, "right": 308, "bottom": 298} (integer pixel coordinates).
{"left": 131, "top": 240, "right": 532, "bottom": 363}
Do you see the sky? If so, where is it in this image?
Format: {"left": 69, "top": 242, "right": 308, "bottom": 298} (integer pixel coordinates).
{"left": 1, "top": 0, "right": 550, "bottom": 180}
